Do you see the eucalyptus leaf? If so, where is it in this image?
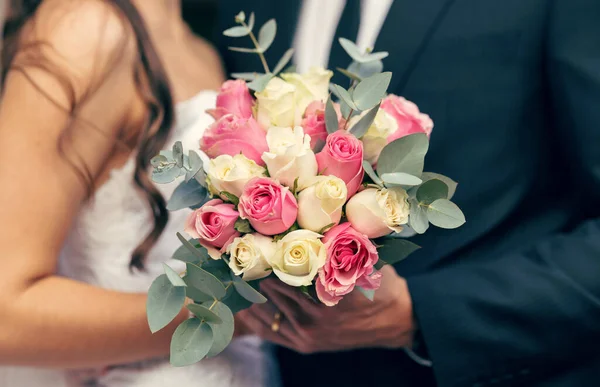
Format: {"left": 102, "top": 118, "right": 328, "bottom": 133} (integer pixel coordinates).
{"left": 357, "top": 286, "right": 375, "bottom": 301}
{"left": 247, "top": 12, "right": 255, "bottom": 31}
{"left": 163, "top": 263, "right": 186, "bottom": 287}
{"left": 228, "top": 46, "right": 259, "bottom": 54}
{"left": 338, "top": 38, "right": 364, "bottom": 63}
{"left": 152, "top": 164, "right": 182, "bottom": 184}
{"left": 185, "top": 151, "right": 204, "bottom": 182}
{"left": 186, "top": 263, "right": 227, "bottom": 300}
{"left": 231, "top": 274, "right": 267, "bottom": 303}
{"left": 381, "top": 172, "right": 423, "bottom": 187}
{"left": 417, "top": 179, "right": 449, "bottom": 205}
{"left": 375, "top": 238, "right": 421, "bottom": 265}
{"left": 258, "top": 19, "right": 276, "bottom": 52}
{"left": 353, "top": 72, "right": 392, "bottom": 111}
{"left": 409, "top": 199, "right": 429, "bottom": 234}
{"left": 331, "top": 84, "right": 357, "bottom": 110}
{"left": 426, "top": 199, "right": 466, "bottom": 229}
{"left": 187, "top": 303, "right": 223, "bottom": 324}
{"left": 173, "top": 141, "right": 184, "bottom": 168}
{"left": 363, "top": 51, "right": 389, "bottom": 62}
{"left": 221, "top": 286, "right": 253, "bottom": 314}
{"left": 273, "top": 49, "right": 295, "bottom": 74}
{"left": 421, "top": 172, "right": 458, "bottom": 199}
{"left": 150, "top": 155, "right": 168, "bottom": 167}
{"left": 234, "top": 218, "right": 253, "bottom": 233}
{"left": 173, "top": 239, "right": 209, "bottom": 263}
{"left": 235, "top": 11, "right": 245, "bottom": 23}
{"left": 347, "top": 60, "right": 384, "bottom": 79}
{"left": 167, "top": 179, "right": 210, "bottom": 211}
{"left": 170, "top": 319, "right": 213, "bottom": 366}
{"left": 223, "top": 26, "right": 250, "bottom": 37}
{"left": 362, "top": 160, "right": 383, "bottom": 186}
{"left": 231, "top": 72, "right": 260, "bottom": 81}
{"left": 349, "top": 103, "right": 380, "bottom": 138}
{"left": 184, "top": 284, "right": 213, "bottom": 303}
{"left": 146, "top": 274, "right": 186, "bottom": 333}
{"left": 336, "top": 67, "right": 362, "bottom": 82}
{"left": 201, "top": 258, "right": 234, "bottom": 284}
{"left": 325, "top": 97, "right": 339, "bottom": 135}
{"left": 177, "top": 233, "right": 210, "bottom": 261}
{"left": 206, "top": 301, "right": 235, "bottom": 357}
{"left": 247, "top": 73, "right": 274, "bottom": 92}
{"left": 377, "top": 133, "right": 430, "bottom": 177}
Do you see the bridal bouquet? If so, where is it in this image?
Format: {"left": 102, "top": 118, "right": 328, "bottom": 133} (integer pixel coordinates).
{"left": 147, "top": 12, "right": 465, "bottom": 366}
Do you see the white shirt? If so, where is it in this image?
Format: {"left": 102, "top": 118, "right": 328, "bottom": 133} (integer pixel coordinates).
{"left": 294, "top": 0, "right": 394, "bottom": 72}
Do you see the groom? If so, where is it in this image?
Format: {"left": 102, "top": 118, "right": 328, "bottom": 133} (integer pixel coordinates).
{"left": 210, "top": 0, "right": 600, "bottom": 386}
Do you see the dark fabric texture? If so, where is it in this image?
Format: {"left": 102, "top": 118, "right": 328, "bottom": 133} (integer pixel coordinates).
{"left": 212, "top": 0, "right": 600, "bottom": 386}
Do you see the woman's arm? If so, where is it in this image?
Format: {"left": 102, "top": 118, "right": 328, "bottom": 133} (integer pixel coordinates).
{"left": 0, "top": 0, "right": 187, "bottom": 368}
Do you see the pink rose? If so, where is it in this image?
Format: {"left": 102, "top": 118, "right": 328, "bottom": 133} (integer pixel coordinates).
{"left": 315, "top": 130, "right": 365, "bottom": 197}
{"left": 207, "top": 80, "right": 254, "bottom": 120}
{"left": 184, "top": 199, "right": 240, "bottom": 259}
{"left": 316, "top": 223, "right": 382, "bottom": 306}
{"left": 200, "top": 115, "right": 268, "bottom": 166}
{"left": 381, "top": 95, "right": 434, "bottom": 142}
{"left": 238, "top": 177, "right": 298, "bottom": 236}
{"left": 301, "top": 101, "right": 346, "bottom": 150}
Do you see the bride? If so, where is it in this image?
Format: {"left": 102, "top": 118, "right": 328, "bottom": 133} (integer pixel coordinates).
{"left": 0, "top": 0, "right": 278, "bottom": 386}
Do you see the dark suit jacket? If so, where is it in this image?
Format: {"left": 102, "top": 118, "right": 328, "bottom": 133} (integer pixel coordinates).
{"left": 212, "top": 1, "right": 600, "bottom": 386}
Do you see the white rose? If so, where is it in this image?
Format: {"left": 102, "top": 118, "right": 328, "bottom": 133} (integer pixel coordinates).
{"left": 267, "top": 229, "right": 327, "bottom": 287}
{"left": 281, "top": 66, "right": 333, "bottom": 114}
{"left": 261, "top": 126, "right": 318, "bottom": 187}
{"left": 207, "top": 154, "right": 266, "bottom": 198}
{"left": 255, "top": 77, "right": 300, "bottom": 129}
{"left": 348, "top": 109, "right": 398, "bottom": 164}
{"left": 227, "top": 233, "right": 275, "bottom": 281}
{"left": 297, "top": 176, "right": 347, "bottom": 232}
{"left": 346, "top": 187, "right": 410, "bottom": 238}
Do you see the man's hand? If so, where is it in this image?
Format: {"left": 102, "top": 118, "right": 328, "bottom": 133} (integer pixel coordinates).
{"left": 239, "top": 265, "right": 416, "bottom": 354}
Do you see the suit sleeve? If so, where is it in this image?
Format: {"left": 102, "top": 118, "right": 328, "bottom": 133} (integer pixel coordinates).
{"left": 406, "top": 1, "right": 600, "bottom": 386}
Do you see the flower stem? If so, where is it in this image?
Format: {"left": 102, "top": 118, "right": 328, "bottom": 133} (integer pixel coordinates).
{"left": 242, "top": 21, "right": 271, "bottom": 74}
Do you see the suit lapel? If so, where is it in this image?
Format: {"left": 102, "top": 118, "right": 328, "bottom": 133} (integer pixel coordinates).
{"left": 375, "top": 0, "right": 456, "bottom": 93}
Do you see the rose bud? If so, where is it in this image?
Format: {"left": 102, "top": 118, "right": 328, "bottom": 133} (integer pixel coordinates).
{"left": 345, "top": 187, "right": 410, "bottom": 238}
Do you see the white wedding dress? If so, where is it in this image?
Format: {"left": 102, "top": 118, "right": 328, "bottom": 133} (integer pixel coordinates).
{"left": 0, "top": 91, "right": 279, "bottom": 387}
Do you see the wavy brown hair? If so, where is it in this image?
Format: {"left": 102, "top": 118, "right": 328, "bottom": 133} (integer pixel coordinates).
{"left": 1, "top": 0, "right": 175, "bottom": 270}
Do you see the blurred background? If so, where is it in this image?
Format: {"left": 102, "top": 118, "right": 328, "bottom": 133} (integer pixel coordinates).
{"left": 182, "top": 0, "right": 218, "bottom": 43}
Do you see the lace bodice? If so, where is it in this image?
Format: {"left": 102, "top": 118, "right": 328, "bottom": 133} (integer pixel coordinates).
{"left": 0, "top": 91, "right": 277, "bottom": 387}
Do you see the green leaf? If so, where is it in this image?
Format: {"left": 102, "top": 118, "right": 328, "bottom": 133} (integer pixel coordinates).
{"left": 409, "top": 198, "right": 429, "bottom": 234}
{"left": 163, "top": 263, "right": 186, "bottom": 287}
{"left": 247, "top": 12, "right": 255, "bottom": 31}
{"left": 177, "top": 233, "right": 210, "bottom": 262}
{"left": 363, "top": 51, "right": 389, "bottom": 62}
{"left": 349, "top": 103, "right": 380, "bottom": 138}
{"left": 173, "top": 141, "right": 184, "bottom": 168}
{"left": 417, "top": 179, "right": 449, "bottom": 205}
{"left": 348, "top": 60, "right": 384, "bottom": 79}
{"left": 221, "top": 287, "right": 253, "bottom": 314}
{"left": 258, "top": 19, "right": 277, "bottom": 52}
{"left": 325, "top": 97, "right": 339, "bottom": 135}
{"left": 231, "top": 72, "right": 260, "bottom": 81}
{"left": 223, "top": 26, "right": 250, "bottom": 37}
{"left": 234, "top": 218, "right": 253, "bottom": 233}
{"left": 357, "top": 286, "right": 375, "bottom": 301}
{"left": 247, "top": 73, "right": 274, "bottom": 92}
{"left": 170, "top": 318, "right": 213, "bottom": 366}
{"left": 151, "top": 155, "right": 168, "bottom": 167}
{"left": 375, "top": 238, "right": 421, "bottom": 265}
{"left": 421, "top": 172, "right": 458, "bottom": 199}
{"left": 202, "top": 257, "right": 235, "bottom": 284}
{"left": 187, "top": 303, "right": 223, "bottom": 324}
{"left": 172, "top": 239, "right": 208, "bottom": 263}
{"left": 381, "top": 172, "right": 423, "bottom": 187}
{"left": 336, "top": 67, "right": 362, "bottom": 82}
{"left": 352, "top": 72, "right": 392, "bottom": 111}
{"left": 331, "top": 84, "right": 357, "bottom": 110}
{"left": 235, "top": 11, "right": 245, "bottom": 23}
{"left": 185, "top": 150, "right": 204, "bottom": 182}
{"left": 231, "top": 273, "right": 267, "bottom": 303}
{"left": 426, "top": 199, "right": 466, "bottom": 229}
{"left": 206, "top": 302, "right": 235, "bottom": 357}
{"left": 362, "top": 160, "right": 383, "bottom": 186}
{"left": 219, "top": 191, "right": 240, "bottom": 206}
{"left": 228, "top": 46, "right": 259, "bottom": 53}
{"left": 147, "top": 274, "right": 186, "bottom": 333}
{"left": 186, "top": 263, "right": 227, "bottom": 300}
{"left": 152, "top": 164, "right": 182, "bottom": 184}
{"left": 377, "top": 133, "right": 430, "bottom": 177}
{"left": 167, "top": 179, "right": 210, "bottom": 211}
{"left": 338, "top": 38, "right": 364, "bottom": 63}
{"left": 273, "top": 48, "right": 295, "bottom": 74}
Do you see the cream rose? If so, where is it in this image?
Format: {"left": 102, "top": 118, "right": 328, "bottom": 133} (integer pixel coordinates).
{"left": 268, "top": 230, "right": 327, "bottom": 287}
{"left": 297, "top": 176, "right": 347, "bottom": 233}
{"left": 261, "top": 126, "right": 318, "bottom": 187}
{"left": 281, "top": 66, "right": 333, "bottom": 114}
{"left": 348, "top": 109, "right": 398, "bottom": 165}
{"left": 345, "top": 187, "right": 410, "bottom": 238}
{"left": 227, "top": 233, "right": 275, "bottom": 281}
{"left": 255, "top": 77, "right": 299, "bottom": 129}
{"left": 206, "top": 154, "right": 266, "bottom": 198}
